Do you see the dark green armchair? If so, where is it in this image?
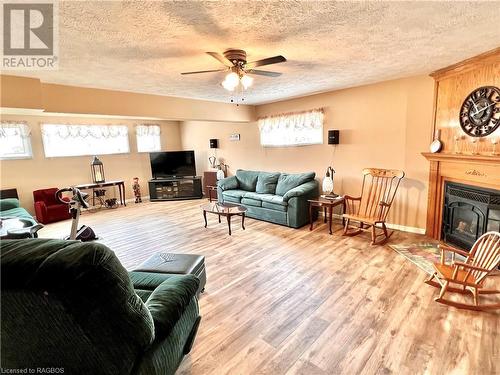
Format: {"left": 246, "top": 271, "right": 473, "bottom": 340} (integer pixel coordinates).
{"left": 0, "top": 239, "right": 201, "bottom": 375}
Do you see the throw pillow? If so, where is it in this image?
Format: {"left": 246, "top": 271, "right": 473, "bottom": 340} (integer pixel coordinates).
{"left": 275, "top": 172, "right": 316, "bottom": 196}
{"left": 235, "top": 170, "right": 260, "bottom": 191}
{"left": 256, "top": 172, "right": 280, "bottom": 194}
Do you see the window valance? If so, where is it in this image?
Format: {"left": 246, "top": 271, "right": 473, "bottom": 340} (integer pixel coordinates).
{"left": 136, "top": 124, "right": 161, "bottom": 152}
{"left": 258, "top": 109, "right": 324, "bottom": 147}
{"left": 0, "top": 121, "right": 31, "bottom": 138}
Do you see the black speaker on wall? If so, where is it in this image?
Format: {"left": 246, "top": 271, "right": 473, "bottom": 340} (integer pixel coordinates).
{"left": 328, "top": 130, "right": 340, "bottom": 145}
{"left": 209, "top": 139, "right": 219, "bottom": 149}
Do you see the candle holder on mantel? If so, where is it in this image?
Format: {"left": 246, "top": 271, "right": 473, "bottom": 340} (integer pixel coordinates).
{"left": 453, "top": 134, "right": 462, "bottom": 154}
{"left": 492, "top": 137, "right": 498, "bottom": 156}
{"left": 469, "top": 137, "right": 479, "bottom": 155}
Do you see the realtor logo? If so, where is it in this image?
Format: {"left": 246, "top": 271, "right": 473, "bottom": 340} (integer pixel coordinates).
{"left": 2, "top": 1, "right": 59, "bottom": 69}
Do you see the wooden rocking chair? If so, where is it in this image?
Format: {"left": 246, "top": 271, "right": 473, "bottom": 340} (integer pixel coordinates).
{"left": 425, "top": 231, "right": 500, "bottom": 311}
{"left": 342, "top": 168, "right": 405, "bottom": 245}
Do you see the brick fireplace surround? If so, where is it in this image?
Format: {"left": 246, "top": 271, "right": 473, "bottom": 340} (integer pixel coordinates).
{"left": 422, "top": 48, "right": 500, "bottom": 243}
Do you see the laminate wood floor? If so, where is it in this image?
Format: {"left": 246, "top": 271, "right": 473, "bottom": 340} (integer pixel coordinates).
{"left": 40, "top": 200, "right": 500, "bottom": 375}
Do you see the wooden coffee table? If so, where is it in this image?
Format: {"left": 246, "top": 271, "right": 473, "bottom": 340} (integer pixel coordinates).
{"left": 308, "top": 196, "right": 345, "bottom": 234}
{"left": 201, "top": 202, "right": 247, "bottom": 235}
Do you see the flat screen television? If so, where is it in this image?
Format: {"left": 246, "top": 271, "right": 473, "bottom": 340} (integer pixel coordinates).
{"left": 150, "top": 151, "right": 196, "bottom": 178}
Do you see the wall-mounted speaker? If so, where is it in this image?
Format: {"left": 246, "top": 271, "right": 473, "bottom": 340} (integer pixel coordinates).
{"left": 328, "top": 130, "right": 340, "bottom": 145}
{"left": 209, "top": 139, "right": 219, "bottom": 149}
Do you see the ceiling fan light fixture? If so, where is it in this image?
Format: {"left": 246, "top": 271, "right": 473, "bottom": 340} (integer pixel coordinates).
{"left": 221, "top": 79, "right": 237, "bottom": 91}
{"left": 223, "top": 72, "right": 239, "bottom": 88}
{"left": 240, "top": 74, "right": 253, "bottom": 90}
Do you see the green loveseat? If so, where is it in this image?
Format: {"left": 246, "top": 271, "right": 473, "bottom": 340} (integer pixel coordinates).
{"left": 0, "top": 198, "right": 37, "bottom": 225}
{"left": 217, "top": 169, "right": 319, "bottom": 228}
{"left": 1, "top": 239, "right": 201, "bottom": 375}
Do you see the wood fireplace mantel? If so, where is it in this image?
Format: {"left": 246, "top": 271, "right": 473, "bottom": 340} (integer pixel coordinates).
{"left": 421, "top": 152, "right": 500, "bottom": 165}
{"left": 422, "top": 152, "right": 500, "bottom": 238}
{"left": 423, "top": 48, "right": 500, "bottom": 240}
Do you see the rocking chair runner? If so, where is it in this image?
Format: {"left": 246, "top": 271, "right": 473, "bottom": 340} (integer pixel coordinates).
{"left": 425, "top": 231, "right": 500, "bottom": 311}
{"left": 342, "top": 168, "right": 405, "bottom": 245}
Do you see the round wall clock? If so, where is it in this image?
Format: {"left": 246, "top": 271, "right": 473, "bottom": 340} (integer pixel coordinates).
{"left": 459, "top": 86, "right": 500, "bottom": 137}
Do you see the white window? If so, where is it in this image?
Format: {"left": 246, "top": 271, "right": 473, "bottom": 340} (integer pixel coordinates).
{"left": 41, "top": 124, "right": 129, "bottom": 157}
{"left": 136, "top": 124, "right": 161, "bottom": 152}
{"left": 258, "top": 109, "right": 324, "bottom": 147}
{"left": 0, "top": 122, "right": 33, "bottom": 159}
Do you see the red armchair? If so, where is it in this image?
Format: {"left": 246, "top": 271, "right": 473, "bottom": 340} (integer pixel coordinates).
{"left": 33, "top": 188, "right": 71, "bottom": 224}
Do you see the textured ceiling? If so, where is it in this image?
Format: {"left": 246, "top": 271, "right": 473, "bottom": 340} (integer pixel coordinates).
{"left": 15, "top": 1, "right": 500, "bottom": 105}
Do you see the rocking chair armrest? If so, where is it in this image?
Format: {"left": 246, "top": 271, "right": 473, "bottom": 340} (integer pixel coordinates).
{"left": 379, "top": 201, "right": 390, "bottom": 207}
{"left": 453, "top": 261, "right": 490, "bottom": 273}
{"left": 438, "top": 244, "right": 470, "bottom": 257}
{"left": 343, "top": 195, "right": 361, "bottom": 201}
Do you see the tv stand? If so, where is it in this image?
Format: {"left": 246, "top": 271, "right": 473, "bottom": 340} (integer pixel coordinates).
{"left": 149, "top": 177, "right": 203, "bottom": 201}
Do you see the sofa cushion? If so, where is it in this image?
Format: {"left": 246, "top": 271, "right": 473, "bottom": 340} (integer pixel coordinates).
{"left": 262, "top": 201, "right": 288, "bottom": 212}
{"left": 255, "top": 172, "right": 280, "bottom": 194}
{"left": 217, "top": 176, "right": 238, "bottom": 191}
{"left": 241, "top": 197, "right": 262, "bottom": 207}
{"left": 145, "top": 275, "right": 199, "bottom": 340}
{"left": 1, "top": 207, "right": 37, "bottom": 225}
{"left": 221, "top": 189, "right": 247, "bottom": 203}
{"left": 275, "top": 172, "right": 316, "bottom": 196}
{"left": 258, "top": 194, "right": 287, "bottom": 206}
{"left": 235, "top": 170, "right": 260, "bottom": 191}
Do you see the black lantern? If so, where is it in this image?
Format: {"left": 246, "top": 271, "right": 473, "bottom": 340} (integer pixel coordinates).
{"left": 91, "top": 156, "right": 105, "bottom": 183}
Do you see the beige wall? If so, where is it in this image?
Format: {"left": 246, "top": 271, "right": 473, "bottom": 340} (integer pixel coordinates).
{"left": 0, "top": 75, "right": 255, "bottom": 122}
{"left": 0, "top": 114, "right": 182, "bottom": 214}
{"left": 181, "top": 75, "right": 435, "bottom": 230}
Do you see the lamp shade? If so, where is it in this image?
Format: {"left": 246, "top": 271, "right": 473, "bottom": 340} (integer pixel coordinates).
{"left": 91, "top": 156, "right": 105, "bottom": 183}
{"left": 322, "top": 166, "right": 335, "bottom": 194}
{"left": 216, "top": 168, "right": 225, "bottom": 180}
{"left": 322, "top": 176, "right": 333, "bottom": 194}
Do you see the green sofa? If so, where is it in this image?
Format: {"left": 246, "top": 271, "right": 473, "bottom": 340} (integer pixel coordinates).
{"left": 217, "top": 169, "right": 319, "bottom": 228}
{"left": 0, "top": 198, "right": 37, "bottom": 225}
{"left": 1, "top": 239, "right": 201, "bottom": 375}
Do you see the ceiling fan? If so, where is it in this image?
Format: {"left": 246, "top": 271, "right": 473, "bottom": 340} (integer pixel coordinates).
{"left": 181, "top": 49, "right": 286, "bottom": 91}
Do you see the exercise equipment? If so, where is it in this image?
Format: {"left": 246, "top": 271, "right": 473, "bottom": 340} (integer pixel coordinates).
{"left": 55, "top": 187, "right": 97, "bottom": 241}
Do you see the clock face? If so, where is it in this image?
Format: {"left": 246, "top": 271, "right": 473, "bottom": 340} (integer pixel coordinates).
{"left": 459, "top": 86, "right": 500, "bottom": 137}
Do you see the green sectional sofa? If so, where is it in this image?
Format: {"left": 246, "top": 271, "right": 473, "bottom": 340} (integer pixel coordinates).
{"left": 0, "top": 198, "right": 37, "bottom": 225}
{"left": 1, "top": 239, "right": 201, "bottom": 375}
{"left": 217, "top": 169, "right": 319, "bottom": 228}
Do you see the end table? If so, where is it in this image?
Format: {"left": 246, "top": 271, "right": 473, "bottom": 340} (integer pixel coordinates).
{"left": 308, "top": 196, "right": 345, "bottom": 234}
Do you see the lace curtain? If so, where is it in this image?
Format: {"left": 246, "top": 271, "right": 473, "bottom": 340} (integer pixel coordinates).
{"left": 0, "top": 121, "right": 31, "bottom": 138}
{"left": 258, "top": 109, "right": 324, "bottom": 147}
{"left": 136, "top": 124, "right": 161, "bottom": 152}
{"left": 41, "top": 124, "right": 130, "bottom": 157}
{"left": 0, "top": 121, "right": 32, "bottom": 159}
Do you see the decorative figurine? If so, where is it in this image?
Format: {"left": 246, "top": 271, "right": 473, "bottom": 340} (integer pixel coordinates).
{"left": 132, "top": 177, "right": 142, "bottom": 203}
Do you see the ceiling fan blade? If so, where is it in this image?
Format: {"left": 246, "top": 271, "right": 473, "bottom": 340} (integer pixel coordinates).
{"left": 246, "top": 69, "right": 282, "bottom": 77}
{"left": 245, "top": 55, "right": 286, "bottom": 69}
{"left": 181, "top": 69, "right": 227, "bottom": 75}
{"left": 206, "top": 52, "right": 233, "bottom": 67}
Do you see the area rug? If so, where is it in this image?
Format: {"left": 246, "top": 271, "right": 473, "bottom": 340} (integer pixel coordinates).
{"left": 389, "top": 242, "right": 466, "bottom": 275}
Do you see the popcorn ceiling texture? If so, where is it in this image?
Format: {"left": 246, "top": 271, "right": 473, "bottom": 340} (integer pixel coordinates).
{"left": 17, "top": 1, "right": 500, "bottom": 105}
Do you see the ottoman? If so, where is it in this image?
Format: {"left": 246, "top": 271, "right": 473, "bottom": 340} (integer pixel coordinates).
{"left": 132, "top": 253, "right": 206, "bottom": 296}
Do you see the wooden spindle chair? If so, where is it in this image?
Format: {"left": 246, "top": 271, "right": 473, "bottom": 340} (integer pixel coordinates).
{"left": 342, "top": 168, "right": 405, "bottom": 245}
{"left": 425, "top": 231, "right": 500, "bottom": 311}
